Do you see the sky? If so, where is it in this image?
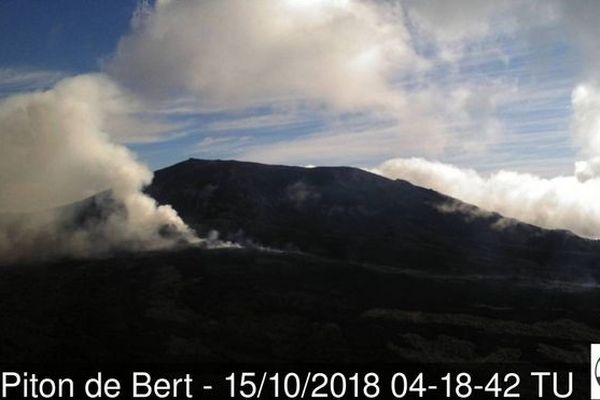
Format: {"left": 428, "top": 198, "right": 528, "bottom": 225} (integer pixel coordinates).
{"left": 0, "top": 0, "right": 589, "bottom": 177}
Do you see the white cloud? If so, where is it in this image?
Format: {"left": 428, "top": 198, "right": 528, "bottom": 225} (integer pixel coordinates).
{"left": 107, "top": 0, "right": 425, "bottom": 113}
{"left": 571, "top": 83, "right": 600, "bottom": 161}
{"left": 373, "top": 157, "right": 600, "bottom": 238}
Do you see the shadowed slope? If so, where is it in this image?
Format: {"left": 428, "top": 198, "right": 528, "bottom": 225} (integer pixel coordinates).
{"left": 147, "top": 159, "right": 600, "bottom": 281}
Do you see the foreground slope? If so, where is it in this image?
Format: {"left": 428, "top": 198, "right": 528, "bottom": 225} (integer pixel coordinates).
{"left": 1, "top": 247, "right": 598, "bottom": 363}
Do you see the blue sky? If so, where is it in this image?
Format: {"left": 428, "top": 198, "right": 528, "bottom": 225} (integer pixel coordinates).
{"left": 0, "top": 0, "right": 135, "bottom": 72}
{"left": 0, "top": 0, "right": 593, "bottom": 177}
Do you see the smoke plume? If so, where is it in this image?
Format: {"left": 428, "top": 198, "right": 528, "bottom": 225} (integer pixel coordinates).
{"left": 0, "top": 74, "right": 195, "bottom": 264}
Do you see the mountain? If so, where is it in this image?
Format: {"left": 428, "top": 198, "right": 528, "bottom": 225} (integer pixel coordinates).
{"left": 1, "top": 158, "right": 600, "bottom": 366}
{"left": 147, "top": 158, "right": 600, "bottom": 282}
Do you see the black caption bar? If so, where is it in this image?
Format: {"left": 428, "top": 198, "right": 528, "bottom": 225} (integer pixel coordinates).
{"left": 0, "top": 363, "right": 588, "bottom": 400}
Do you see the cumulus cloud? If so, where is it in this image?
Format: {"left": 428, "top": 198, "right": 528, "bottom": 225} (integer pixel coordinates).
{"left": 0, "top": 74, "right": 196, "bottom": 264}
{"left": 107, "top": 0, "right": 424, "bottom": 112}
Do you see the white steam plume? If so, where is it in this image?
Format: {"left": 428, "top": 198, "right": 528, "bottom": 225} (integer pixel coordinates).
{"left": 0, "top": 74, "right": 196, "bottom": 264}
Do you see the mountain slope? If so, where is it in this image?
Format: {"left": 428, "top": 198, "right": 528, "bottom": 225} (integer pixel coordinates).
{"left": 2, "top": 159, "right": 600, "bottom": 365}
{"left": 147, "top": 159, "right": 600, "bottom": 281}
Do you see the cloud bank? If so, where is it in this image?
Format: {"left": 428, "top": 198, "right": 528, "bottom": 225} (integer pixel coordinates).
{"left": 373, "top": 157, "right": 600, "bottom": 238}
